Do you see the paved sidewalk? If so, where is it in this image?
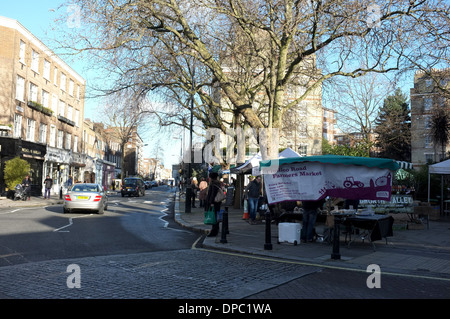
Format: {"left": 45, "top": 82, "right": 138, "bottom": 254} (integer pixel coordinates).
{"left": 0, "top": 195, "right": 64, "bottom": 208}
{"left": 174, "top": 191, "right": 450, "bottom": 279}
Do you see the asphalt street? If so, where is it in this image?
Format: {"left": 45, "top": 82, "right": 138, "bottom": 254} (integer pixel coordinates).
{"left": 0, "top": 187, "right": 449, "bottom": 308}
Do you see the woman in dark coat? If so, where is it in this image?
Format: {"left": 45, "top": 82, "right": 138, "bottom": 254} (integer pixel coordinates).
{"left": 205, "top": 172, "right": 222, "bottom": 237}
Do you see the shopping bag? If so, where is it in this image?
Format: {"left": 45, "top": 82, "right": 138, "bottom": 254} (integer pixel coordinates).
{"left": 204, "top": 208, "right": 217, "bottom": 225}
{"left": 214, "top": 185, "right": 226, "bottom": 203}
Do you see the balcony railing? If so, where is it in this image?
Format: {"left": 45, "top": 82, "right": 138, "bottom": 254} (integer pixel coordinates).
{"left": 27, "top": 101, "right": 53, "bottom": 116}
{"left": 57, "top": 115, "right": 76, "bottom": 126}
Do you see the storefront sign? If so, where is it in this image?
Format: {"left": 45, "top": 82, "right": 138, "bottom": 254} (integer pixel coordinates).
{"left": 263, "top": 162, "right": 392, "bottom": 204}
{"left": 359, "top": 195, "right": 413, "bottom": 213}
{"left": 46, "top": 147, "right": 70, "bottom": 163}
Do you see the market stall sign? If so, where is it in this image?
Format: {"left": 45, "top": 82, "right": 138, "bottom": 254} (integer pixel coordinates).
{"left": 262, "top": 161, "right": 394, "bottom": 204}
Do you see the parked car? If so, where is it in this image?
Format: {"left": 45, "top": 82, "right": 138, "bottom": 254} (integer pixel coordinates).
{"left": 144, "top": 181, "right": 152, "bottom": 189}
{"left": 121, "top": 177, "right": 146, "bottom": 197}
{"left": 63, "top": 183, "right": 108, "bottom": 214}
{"left": 150, "top": 180, "right": 158, "bottom": 187}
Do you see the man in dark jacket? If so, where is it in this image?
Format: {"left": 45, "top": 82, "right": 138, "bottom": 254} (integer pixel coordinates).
{"left": 44, "top": 175, "right": 53, "bottom": 199}
{"left": 244, "top": 176, "right": 262, "bottom": 224}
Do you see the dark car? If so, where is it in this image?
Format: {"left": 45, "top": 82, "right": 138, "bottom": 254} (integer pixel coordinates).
{"left": 121, "top": 177, "right": 146, "bottom": 197}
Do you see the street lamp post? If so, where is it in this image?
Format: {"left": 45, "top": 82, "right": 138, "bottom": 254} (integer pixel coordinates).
{"left": 184, "top": 69, "right": 195, "bottom": 214}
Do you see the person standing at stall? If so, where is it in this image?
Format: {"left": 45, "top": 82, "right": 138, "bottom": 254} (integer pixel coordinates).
{"left": 206, "top": 172, "right": 221, "bottom": 237}
{"left": 198, "top": 177, "right": 208, "bottom": 208}
{"left": 301, "top": 199, "right": 325, "bottom": 243}
{"left": 244, "top": 175, "right": 262, "bottom": 225}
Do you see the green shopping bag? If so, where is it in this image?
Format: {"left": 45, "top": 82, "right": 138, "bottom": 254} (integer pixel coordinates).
{"left": 204, "top": 207, "right": 217, "bottom": 225}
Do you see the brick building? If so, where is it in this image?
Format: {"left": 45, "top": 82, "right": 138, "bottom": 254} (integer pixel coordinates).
{"left": 410, "top": 69, "right": 450, "bottom": 167}
{"left": 0, "top": 16, "right": 86, "bottom": 195}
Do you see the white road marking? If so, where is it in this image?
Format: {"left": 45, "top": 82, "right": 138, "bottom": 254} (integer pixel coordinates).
{"left": 53, "top": 214, "right": 93, "bottom": 232}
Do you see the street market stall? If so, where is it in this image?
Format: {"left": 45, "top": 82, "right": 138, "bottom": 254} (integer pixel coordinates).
{"left": 259, "top": 155, "right": 399, "bottom": 256}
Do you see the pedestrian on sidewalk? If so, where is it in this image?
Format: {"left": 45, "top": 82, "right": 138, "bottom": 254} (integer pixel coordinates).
{"left": 198, "top": 177, "right": 208, "bottom": 208}
{"left": 191, "top": 177, "right": 198, "bottom": 208}
{"left": 206, "top": 172, "right": 221, "bottom": 237}
{"left": 43, "top": 175, "right": 53, "bottom": 199}
{"left": 244, "top": 175, "right": 262, "bottom": 224}
{"left": 22, "top": 175, "right": 32, "bottom": 201}
{"left": 300, "top": 199, "right": 325, "bottom": 243}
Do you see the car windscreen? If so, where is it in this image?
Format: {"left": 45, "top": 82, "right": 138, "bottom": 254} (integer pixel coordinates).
{"left": 124, "top": 180, "right": 138, "bottom": 186}
{"left": 71, "top": 185, "right": 99, "bottom": 192}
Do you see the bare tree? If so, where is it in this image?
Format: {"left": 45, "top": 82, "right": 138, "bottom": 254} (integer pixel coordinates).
{"left": 53, "top": 0, "right": 450, "bottom": 156}
{"left": 325, "top": 72, "right": 395, "bottom": 155}
{"left": 99, "top": 90, "right": 149, "bottom": 178}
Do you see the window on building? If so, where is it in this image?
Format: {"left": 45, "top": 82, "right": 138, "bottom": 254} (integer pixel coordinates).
{"left": 424, "top": 115, "right": 431, "bottom": 129}
{"left": 54, "top": 67, "right": 58, "bottom": 86}
{"left": 43, "top": 60, "right": 51, "bottom": 80}
{"left": 52, "top": 94, "right": 58, "bottom": 115}
{"left": 59, "top": 100, "right": 65, "bottom": 117}
{"left": 66, "top": 133, "right": 71, "bottom": 150}
{"left": 14, "top": 114, "right": 22, "bottom": 138}
{"left": 39, "top": 123, "right": 47, "bottom": 144}
{"left": 26, "top": 119, "right": 35, "bottom": 142}
{"left": 425, "top": 153, "right": 434, "bottom": 163}
{"left": 298, "top": 144, "right": 307, "bottom": 156}
{"left": 77, "top": 85, "right": 80, "bottom": 100}
{"left": 424, "top": 97, "right": 432, "bottom": 111}
{"left": 19, "top": 40, "right": 26, "bottom": 64}
{"left": 29, "top": 82, "right": 38, "bottom": 102}
{"left": 74, "top": 136, "right": 78, "bottom": 153}
{"left": 41, "top": 90, "right": 49, "bottom": 108}
{"left": 426, "top": 79, "right": 433, "bottom": 87}
{"left": 75, "top": 109, "right": 80, "bottom": 127}
{"left": 31, "top": 50, "right": 39, "bottom": 73}
{"left": 50, "top": 125, "right": 56, "bottom": 147}
{"left": 60, "top": 73, "right": 66, "bottom": 91}
{"left": 67, "top": 105, "right": 73, "bottom": 121}
{"left": 69, "top": 79, "right": 74, "bottom": 96}
{"left": 425, "top": 135, "right": 432, "bottom": 148}
{"left": 57, "top": 130, "right": 64, "bottom": 148}
{"left": 15, "top": 76, "right": 25, "bottom": 101}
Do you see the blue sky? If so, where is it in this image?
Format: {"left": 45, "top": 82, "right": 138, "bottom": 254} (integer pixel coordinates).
{"left": 0, "top": 1, "right": 98, "bottom": 119}
{"left": 1, "top": 1, "right": 181, "bottom": 166}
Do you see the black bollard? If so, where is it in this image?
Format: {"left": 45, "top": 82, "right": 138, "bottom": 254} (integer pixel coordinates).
{"left": 185, "top": 186, "right": 191, "bottom": 213}
{"left": 331, "top": 215, "right": 341, "bottom": 260}
{"left": 264, "top": 209, "right": 272, "bottom": 250}
{"left": 220, "top": 207, "right": 229, "bottom": 244}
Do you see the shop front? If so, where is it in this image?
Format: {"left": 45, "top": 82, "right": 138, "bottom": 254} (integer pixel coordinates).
{"left": 44, "top": 146, "right": 71, "bottom": 197}
{"left": 101, "top": 160, "right": 116, "bottom": 191}
{"left": 0, "top": 137, "right": 46, "bottom": 196}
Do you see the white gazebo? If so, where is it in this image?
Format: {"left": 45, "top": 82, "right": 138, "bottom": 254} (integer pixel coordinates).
{"left": 428, "top": 159, "right": 450, "bottom": 214}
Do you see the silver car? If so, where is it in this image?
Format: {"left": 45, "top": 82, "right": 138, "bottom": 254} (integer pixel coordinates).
{"left": 63, "top": 183, "right": 108, "bottom": 214}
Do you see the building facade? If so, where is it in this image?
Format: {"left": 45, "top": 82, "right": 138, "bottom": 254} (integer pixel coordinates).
{"left": 410, "top": 69, "right": 450, "bottom": 167}
{"left": 0, "top": 16, "right": 86, "bottom": 195}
